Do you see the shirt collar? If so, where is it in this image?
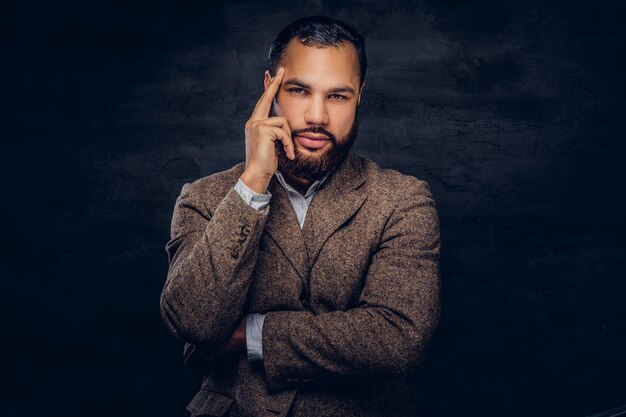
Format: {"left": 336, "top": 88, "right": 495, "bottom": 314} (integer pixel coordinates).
{"left": 274, "top": 169, "right": 332, "bottom": 199}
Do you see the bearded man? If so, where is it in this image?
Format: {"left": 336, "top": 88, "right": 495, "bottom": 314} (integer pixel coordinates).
{"left": 160, "top": 15, "right": 441, "bottom": 417}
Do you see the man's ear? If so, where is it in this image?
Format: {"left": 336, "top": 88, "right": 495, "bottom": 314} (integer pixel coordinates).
{"left": 357, "top": 82, "right": 366, "bottom": 106}
{"left": 264, "top": 70, "right": 272, "bottom": 91}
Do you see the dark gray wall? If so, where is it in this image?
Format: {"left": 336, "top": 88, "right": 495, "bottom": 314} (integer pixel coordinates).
{"left": 4, "top": 1, "right": 625, "bottom": 416}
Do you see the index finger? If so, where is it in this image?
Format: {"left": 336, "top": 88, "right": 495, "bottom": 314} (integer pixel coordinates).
{"left": 250, "top": 67, "right": 284, "bottom": 121}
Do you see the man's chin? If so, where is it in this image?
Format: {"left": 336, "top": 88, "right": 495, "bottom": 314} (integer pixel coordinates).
{"left": 276, "top": 144, "right": 336, "bottom": 181}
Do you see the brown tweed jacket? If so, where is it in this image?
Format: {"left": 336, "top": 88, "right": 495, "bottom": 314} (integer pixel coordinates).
{"left": 160, "top": 151, "right": 441, "bottom": 417}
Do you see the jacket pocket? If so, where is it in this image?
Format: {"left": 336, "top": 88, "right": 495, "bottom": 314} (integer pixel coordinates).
{"left": 185, "top": 388, "right": 234, "bottom": 417}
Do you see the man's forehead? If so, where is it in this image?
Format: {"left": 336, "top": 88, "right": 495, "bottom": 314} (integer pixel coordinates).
{"left": 280, "top": 39, "right": 360, "bottom": 87}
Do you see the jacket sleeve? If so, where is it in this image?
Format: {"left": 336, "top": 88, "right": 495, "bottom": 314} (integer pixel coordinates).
{"left": 261, "top": 179, "right": 441, "bottom": 392}
{"left": 160, "top": 181, "right": 270, "bottom": 345}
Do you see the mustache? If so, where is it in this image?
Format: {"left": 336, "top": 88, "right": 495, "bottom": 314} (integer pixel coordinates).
{"left": 292, "top": 127, "right": 337, "bottom": 144}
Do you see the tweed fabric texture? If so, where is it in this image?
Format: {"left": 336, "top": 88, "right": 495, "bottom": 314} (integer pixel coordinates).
{"left": 161, "top": 151, "right": 441, "bottom": 417}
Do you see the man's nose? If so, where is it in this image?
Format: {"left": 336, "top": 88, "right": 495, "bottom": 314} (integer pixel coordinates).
{"left": 304, "top": 96, "right": 329, "bottom": 125}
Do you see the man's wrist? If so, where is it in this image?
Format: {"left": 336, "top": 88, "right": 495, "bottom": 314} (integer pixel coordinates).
{"left": 240, "top": 170, "right": 272, "bottom": 194}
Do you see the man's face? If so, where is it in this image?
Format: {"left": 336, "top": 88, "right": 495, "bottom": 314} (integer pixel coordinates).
{"left": 264, "top": 38, "right": 364, "bottom": 181}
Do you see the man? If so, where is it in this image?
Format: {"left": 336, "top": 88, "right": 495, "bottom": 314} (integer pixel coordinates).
{"left": 160, "top": 15, "right": 441, "bottom": 417}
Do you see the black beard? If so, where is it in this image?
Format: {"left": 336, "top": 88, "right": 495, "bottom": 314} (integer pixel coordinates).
{"left": 271, "top": 108, "right": 360, "bottom": 182}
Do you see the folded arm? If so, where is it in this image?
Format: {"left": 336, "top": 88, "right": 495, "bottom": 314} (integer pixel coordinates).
{"left": 160, "top": 181, "right": 270, "bottom": 345}
{"left": 261, "top": 179, "right": 441, "bottom": 391}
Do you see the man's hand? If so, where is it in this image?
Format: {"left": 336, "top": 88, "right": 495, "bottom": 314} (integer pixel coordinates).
{"left": 212, "top": 315, "right": 247, "bottom": 355}
{"left": 240, "top": 66, "right": 296, "bottom": 194}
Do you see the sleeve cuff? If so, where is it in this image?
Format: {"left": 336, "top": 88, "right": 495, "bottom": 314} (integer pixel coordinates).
{"left": 235, "top": 178, "right": 272, "bottom": 211}
{"left": 245, "top": 313, "right": 266, "bottom": 361}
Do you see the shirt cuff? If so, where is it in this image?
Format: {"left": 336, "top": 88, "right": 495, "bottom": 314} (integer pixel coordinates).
{"left": 245, "top": 313, "right": 266, "bottom": 361}
{"left": 235, "top": 178, "right": 272, "bottom": 211}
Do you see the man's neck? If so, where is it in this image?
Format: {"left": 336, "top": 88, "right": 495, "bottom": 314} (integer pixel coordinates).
{"left": 279, "top": 169, "right": 313, "bottom": 197}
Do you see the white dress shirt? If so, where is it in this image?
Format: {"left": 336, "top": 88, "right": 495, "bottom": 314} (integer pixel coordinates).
{"left": 234, "top": 169, "right": 331, "bottom": 361}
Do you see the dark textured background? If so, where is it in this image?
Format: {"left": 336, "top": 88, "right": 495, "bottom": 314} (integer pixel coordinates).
{"left": 4, "top": 1, "right": 626, "bottom": 416}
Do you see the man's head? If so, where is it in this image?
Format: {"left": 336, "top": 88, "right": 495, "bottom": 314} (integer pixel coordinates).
{"left": 264, "top": 15, "right": 367, "bottom": 181}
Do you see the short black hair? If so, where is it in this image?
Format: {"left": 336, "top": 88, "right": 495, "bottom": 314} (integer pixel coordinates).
{"left": 267, "top": 15, "right": 367, "bottom": 88}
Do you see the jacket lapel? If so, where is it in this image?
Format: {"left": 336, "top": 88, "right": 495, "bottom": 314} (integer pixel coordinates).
{"left": 264, "top": 175, "right": 310, "bottom": 282}
{"left": 302, "top": 152, "right": 368, "bottom": 268}
{"left": 263, "top": 152, "right": 368, "bottom": 282}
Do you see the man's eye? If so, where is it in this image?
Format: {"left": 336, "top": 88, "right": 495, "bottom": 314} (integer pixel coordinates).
{"left": 288, "top": 89, "right": 346, "bottom": 101}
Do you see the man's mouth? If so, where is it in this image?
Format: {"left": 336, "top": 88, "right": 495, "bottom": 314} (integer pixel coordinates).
{"left": 296, "top": 134, "right": 330, "bottom": 149}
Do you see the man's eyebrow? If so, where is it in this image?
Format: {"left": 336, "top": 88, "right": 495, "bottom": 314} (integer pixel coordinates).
{"left": 284, "top": 78, "right": 355, "bottom": 94}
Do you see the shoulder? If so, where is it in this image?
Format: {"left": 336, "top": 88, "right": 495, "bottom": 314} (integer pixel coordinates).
{"left": 356, "top": 154, "right": 435, "bottom": 207}
{"left": 177, "top": 161, "right": 246, "bottom": 208}
{"left": 355, "top": 155, "right": 440, "bottom": 246}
